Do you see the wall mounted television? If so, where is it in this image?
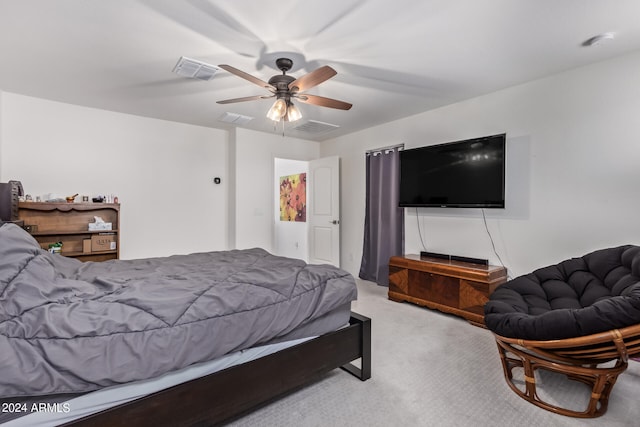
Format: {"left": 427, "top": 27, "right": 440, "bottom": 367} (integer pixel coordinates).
{"left": 399, "top": 133, "right": 506, "bottom": 208}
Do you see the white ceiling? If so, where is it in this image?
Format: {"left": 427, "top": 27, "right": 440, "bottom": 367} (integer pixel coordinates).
{"left": 1, "top": 0, "right": 640, "bottom": 141}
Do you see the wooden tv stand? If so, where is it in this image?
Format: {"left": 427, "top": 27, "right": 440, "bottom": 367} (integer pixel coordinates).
{"left": 388, "top": 255, "right": 507, "bottom": 326}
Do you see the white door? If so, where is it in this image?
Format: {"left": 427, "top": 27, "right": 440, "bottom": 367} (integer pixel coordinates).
{"left": 308, "top": 156, "right": 340, "bottom": 266}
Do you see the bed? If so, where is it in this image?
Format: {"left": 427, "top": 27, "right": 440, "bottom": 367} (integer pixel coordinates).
{"left": 0, "top": 222, "right": 371, "bottom": 426}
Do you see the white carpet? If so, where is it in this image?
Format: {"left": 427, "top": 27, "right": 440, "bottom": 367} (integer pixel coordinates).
{"left": 226, "top": 279, "right": 640, "bottom": 426}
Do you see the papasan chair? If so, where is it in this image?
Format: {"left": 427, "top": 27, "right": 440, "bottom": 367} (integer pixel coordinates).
{"left": 484, "top": 245, "right": 640, "bottom": 418}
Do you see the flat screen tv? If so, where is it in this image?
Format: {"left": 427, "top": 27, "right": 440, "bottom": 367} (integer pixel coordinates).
{"left": 399, "top": 133, "right": 506, "bottom": 208}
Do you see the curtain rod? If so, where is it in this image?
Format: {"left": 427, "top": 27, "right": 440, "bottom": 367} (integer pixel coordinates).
{"left": 366, "top": 143, "right": 404, "bottom": 154}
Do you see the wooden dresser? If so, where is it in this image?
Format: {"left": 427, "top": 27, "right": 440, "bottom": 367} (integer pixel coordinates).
{"left": 18, "top": 202, "right": 120, "bottom": 262}
{"left": 388, "top": 255, "right": 508, "bottom": 326}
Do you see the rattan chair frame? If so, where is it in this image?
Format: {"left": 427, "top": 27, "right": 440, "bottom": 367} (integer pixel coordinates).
{"left": 493, "top": 323, "right": 640, "bottom": 418}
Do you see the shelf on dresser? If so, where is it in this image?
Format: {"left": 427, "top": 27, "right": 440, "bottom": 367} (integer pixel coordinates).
{"left": 18, "top": 202, "right": 120, "bottom": 262}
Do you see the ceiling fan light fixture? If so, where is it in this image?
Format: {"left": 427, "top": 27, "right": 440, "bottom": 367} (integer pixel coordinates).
{"left": 286, "top": 102, "right": 302, "bottom": 122}
{"left": 217, "top": 58, "right": 350, "bottom": 123}
{"left": 267, "top": 98, "right": 287, "bottom": 121}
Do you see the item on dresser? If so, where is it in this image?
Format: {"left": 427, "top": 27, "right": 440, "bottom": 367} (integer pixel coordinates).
{"left": 43, "top": 193, "right": 66, "bottom": 202}
{"left": 88, "top": 215, "right": 113, "bottom": 230}
{"left": 47, "top": 241, "right": 63, "bottom": 253}
{"left": 91, "top": 233, "right": 116, "bottom": 251}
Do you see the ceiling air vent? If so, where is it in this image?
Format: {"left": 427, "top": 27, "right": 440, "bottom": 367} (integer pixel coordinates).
{"left": 218, "top": 112, "right": 253, "bottom": 126}
{"left": 173, "top": 56, "right": 219, "bottom": 81}
{"left": 293, "top": 120, "right": 340, "bottom": 134}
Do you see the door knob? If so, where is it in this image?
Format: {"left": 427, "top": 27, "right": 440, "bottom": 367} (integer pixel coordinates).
{"left": 329, "top": 220, "right": 340, "bottom": 225}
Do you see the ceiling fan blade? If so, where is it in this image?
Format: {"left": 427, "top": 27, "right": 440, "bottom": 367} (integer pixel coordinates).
{"left": 216, "top": 94, "right": 274, "bottom": 104}
{"left": 288, "top": 65, "right": 337, "bottom": 93}
{"left": 295, "top": 94, "right": 352, "bottom": 110}
{"left": 218, "top": 64, "right": 275, "bottom": 91}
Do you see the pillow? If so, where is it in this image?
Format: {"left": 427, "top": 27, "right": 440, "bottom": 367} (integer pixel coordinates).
{"left": 0, "top": 223, "right": 45, "bottom": 291}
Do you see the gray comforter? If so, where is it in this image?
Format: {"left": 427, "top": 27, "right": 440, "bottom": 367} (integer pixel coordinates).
{"left": 0, "top": 223, "right": 357, "bottom": 397}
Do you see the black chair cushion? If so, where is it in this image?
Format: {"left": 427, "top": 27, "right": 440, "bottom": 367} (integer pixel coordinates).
{"left": 484, "top": 245, "right": 640, "bottom": 340}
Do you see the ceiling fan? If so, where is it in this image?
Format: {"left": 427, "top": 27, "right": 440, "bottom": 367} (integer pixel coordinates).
{"left": 217, "top": 58, "right": 352, "bottom": 122}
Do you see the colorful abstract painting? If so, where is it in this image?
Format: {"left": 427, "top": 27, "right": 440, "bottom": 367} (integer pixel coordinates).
{"left": 279, "top": 173, "right": 306, "bottom": 222}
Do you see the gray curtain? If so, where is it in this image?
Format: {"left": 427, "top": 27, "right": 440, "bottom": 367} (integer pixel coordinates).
{"left": 359, "top": 147, "right": 404, "bottom": 286}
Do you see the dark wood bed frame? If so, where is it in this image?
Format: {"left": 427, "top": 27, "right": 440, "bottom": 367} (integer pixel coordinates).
{"left": 63, "top": 312, "right": 371, "bottom": 426}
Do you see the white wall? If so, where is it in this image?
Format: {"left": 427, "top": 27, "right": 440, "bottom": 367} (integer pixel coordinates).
{"left": 0, "top": 92, "right": 229, "bottom": 259}
{"left": 234, "top": 128, "right": 319, "bottom": 252}
{"left": 6, "top": 50, "right": 638, "bottom": 275}
{"left": 274, "top": 158, "right": 308, "bottom": 261}
{"left": 0, "top": 91, "right": 3, "bottom": 178}
{"left": 322, "top": 50, "right": 640, "bottom": 278}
